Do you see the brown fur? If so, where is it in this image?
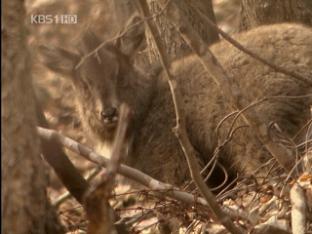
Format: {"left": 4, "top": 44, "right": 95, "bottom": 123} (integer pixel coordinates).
{"left": 39, "top": 23, "right": 312, "bottom": 186}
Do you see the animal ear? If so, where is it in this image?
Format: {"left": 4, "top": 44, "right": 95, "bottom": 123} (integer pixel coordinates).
{"left": 38, "top": 45, "right": 80, "bottom": 77}
{"left": 115, "top": 14, "right": 145, "bottom": 56}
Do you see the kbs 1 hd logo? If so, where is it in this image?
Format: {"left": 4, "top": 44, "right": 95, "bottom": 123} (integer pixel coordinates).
{"left": 30, "top": 14, "right": 77, "bottom": 25}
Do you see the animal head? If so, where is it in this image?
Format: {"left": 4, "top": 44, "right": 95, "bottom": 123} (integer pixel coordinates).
{"left": 38, "top": 16, "right": 146, "bottom": 142}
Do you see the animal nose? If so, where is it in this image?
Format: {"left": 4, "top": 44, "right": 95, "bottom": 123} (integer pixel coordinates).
{"left": 101, "top": 107, "right": 117, "bottom": 119}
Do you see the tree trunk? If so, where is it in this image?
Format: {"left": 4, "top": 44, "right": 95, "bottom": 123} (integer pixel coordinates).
{"left": 145, "top": 0, "right": 219, "bottom": 63}
{"left": 239, "top": 0, "right": 312, "bottom": 31}
{"left": 2, "top": 1, "right": 63, "bottom": 233}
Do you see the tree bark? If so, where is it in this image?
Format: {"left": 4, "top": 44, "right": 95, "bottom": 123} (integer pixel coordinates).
{"left": 144, "top": 0, "right": 219, "bottom": 63}
{"left": 2, "top": 0, "right": 63, "bottom": 233}
{"left": 239, "top": 0, "right": 312, "bottom": 31}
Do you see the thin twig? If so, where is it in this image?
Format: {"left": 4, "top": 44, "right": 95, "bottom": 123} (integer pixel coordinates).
{"left": 168, "top": 0, "right": 312, "bottom": 174}
{"left": 168, "top": 1, "right": 304, "bottom": 173}
{"left": 84, "top": 104, "right": 131, "bottom": 234}
{"left": 75, "top": 0, "right": 172, "bottom": 70}
{"left": 37, "top": 127, "right": 253, "bottom": 224}
{"left": 37, "top": 102, "right": 89, "bottom": 203}
{"left": 188, "top": 2, "right": 312, "bottom": 86}
{"left": 53, "top": 166, "right": 102, "bottom": 208}
{"left": 215, "top": 111, "right": 239, "bottom": 138}
{"left": 106, "top": 104, "right": 131, "bottom": 183}
{"left": 134, "top": 1, "right": 244, "bottom": 234}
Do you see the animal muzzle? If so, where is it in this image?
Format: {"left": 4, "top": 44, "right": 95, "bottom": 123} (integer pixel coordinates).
{"left": 101, "top": 107, "right": 118, "bottom": 126}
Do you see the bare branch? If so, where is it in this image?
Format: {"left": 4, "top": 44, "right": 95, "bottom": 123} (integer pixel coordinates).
{"left": 75, "top": 1, "right": 172, "bottom": 70}
{"left": 37, "top": 126, "right": 255, "bottom": 225}
{"left": 187, "top": 2, "right": 312, "bottom": 86}
{"left": 290, "top": 183, "right": 306, "bottom": 234}
{"left": 52, "top": 166, "right": 101, "bottom": 207}
{"left": 134, "top": 1, "right": 244, "bottom": 234}
{"left": 164, "top": 0, "right": 296, "bottom": 173}
{"left": 84, "top": 104, "right": 131, "bottom": 234}
{"left": 37, "top": 127, "right": 200, "bottom": 205}
{"left": 36, "top": 102, "right": 89, "bottom": 203}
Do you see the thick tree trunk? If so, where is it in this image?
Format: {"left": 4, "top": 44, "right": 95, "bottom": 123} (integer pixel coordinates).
{"left": 2, "top": 1, "right": 63, "bottom": 233}
{"left": 239, "top": 0, "right": 312, "bottom": 31}
{"left": 145, "top": 0, "right": 219, "bottom": 63}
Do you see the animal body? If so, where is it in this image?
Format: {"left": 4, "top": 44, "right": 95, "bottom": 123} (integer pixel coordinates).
{"left": 39, "top": 23, "right": 312, "bottom": 186}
